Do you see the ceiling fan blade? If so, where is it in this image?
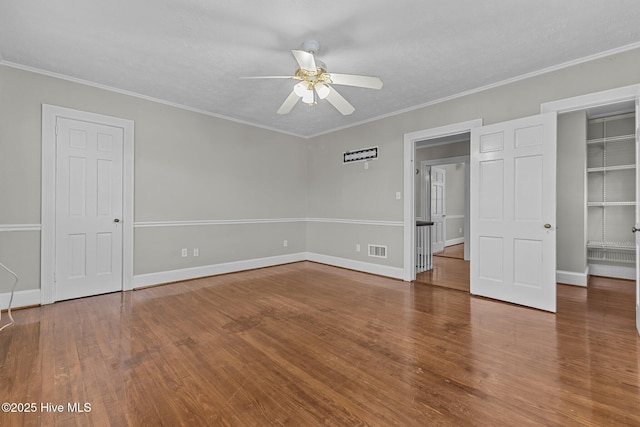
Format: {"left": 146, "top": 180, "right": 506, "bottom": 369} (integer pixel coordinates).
{"left": 277, "top": 90, "right": 300, "bottom": 115}
{"left": 239, "top": 76, "right": 298, "bottom": 80}
{"left": 325, "top": 86, "right": 355, "bottom": 115}
{"left": 327, "top": 73, "right": 383, "bottom": 89}
{"left": 291, "top": 50, "right": 317, "bottom": 73}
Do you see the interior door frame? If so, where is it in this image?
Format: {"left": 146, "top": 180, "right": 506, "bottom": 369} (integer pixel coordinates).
{"left": 41, "top": 104, "right": 135, "bottom": 304}
{"left": 542, "top": 83, "right": 640, "bottom": 334}
{"left": 403, "top": 119, "right": 483, "bottom": 281}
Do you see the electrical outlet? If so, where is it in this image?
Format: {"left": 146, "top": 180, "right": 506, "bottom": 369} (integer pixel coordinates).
{"left": 396, "top": 191, "right": 401, "bottom": 200}
{"left": 283, "top": 240, "right": 288, "bottom": 248}
{"left": 356, "top": 244, "right": 361, "bottom": 252}
{"left": 364, "top": 161, "right": 369, "bottom": 170}
{"left": 193, "top": 248, "right": 199, "bottom": 257}
{"left": 181, "top": 248, "right": 188, "bottom": 257}
{"left": 459, "top": 227, "right": 463, "bottom": 233}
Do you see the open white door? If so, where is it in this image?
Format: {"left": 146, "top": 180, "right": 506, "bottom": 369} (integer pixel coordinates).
{"left": 470, "top": 113, "right": 557, "bottom": 312}
{"left": 635, "top": 99, "right": 640, "bottom": 336}
{"left": 430, "top": 167, "right": 446, "bottom": 253}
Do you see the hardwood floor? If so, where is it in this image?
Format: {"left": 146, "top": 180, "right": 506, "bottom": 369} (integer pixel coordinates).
{"left": 433, "top": 243, "right": 464, "bottom": 259}
{"left": 1, "top": 262, "right": 639, "bottom": 426}
{"left": 416, "top": 255, "right": 470, "bottom": 292}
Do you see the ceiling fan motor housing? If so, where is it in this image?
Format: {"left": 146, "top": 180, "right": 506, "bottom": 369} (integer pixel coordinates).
{"left": 302, "top": 40, "right": 320, "bottom": 54}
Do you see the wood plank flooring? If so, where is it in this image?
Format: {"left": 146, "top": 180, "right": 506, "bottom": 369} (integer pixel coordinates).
{"left": 433, "top": 243, "right": 464, "bottom": 259}
{"left": 1, "top": 261, "right": 639, "bottom": 426}
{"left": 416, "top": 254, "right": 470, "bottom": 292}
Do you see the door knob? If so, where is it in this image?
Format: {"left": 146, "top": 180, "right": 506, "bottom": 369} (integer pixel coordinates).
{"left": 633, "top": 226, "right": 639, "bottom": 233}
{"left": 544, "top": 224, "right": 552, "bottom": 229}
{"left": 114, "top": 218, "right": 120, "bottom": 223}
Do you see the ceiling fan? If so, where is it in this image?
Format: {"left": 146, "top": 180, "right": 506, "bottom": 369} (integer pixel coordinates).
{"left": 241, "top": 40, "right": 383, "bottom": 115}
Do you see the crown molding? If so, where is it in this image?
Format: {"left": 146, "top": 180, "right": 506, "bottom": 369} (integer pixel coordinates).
{"left": 4, "top": 40, "right": 640, "bottom": 140}
{"left": 0, "top": 60, "right": 306, "bottom": 139}
{"left": 306, "top": 41, "right": 640, "bottom": 139}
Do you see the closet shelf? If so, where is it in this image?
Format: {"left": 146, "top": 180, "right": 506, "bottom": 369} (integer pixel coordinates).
{"left": 587, "top": 201, "right": 636, "bottom": 207}
{"left": 587, "top": 241, "right": 635, "bottom": 250}
{"left": 587, "top": 134, "right": 635, "bottom": 145}
{"left": 587, "top": 164, "right": 636, "bottom": 172}
{"left": 587, "top": 243, "right": 636, "bottom": 264}
{"left": 587, "top": 254, "right": 635, "bottom": 264}
{"left": 586, "top": 114, "right": 636, "bottom": 271}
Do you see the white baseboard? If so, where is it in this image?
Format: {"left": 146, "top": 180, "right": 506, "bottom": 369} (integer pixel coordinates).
{"left": 132, "top": 252, "right": 307, "bottom": 288}
{"left": 588, "top": 263, "right": 636, "bottom": 281}
{"left": 305, "top": 252, "right": 404, "bottom": 280}
{"left": 556, "top": 267, "right": 589, "bottom": 287}
{"left": 445, "top": 237, "right": 464, "bottom": 247}
{"left": 0, "top": 289, "right": 41, "bottom": 311}
{"left": 3, "top": 252, "right": 404, "bottom": 310}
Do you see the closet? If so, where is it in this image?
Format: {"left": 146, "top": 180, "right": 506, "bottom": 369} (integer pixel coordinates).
{"left": 586, "top": 112, "right": 636, "bottom": 277}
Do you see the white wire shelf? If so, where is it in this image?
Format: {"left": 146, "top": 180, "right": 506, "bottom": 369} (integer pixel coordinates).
{"left": 587, "top": 201, "right": 636, "bottom": 207}
{"left": 587, "top": 242, "right": 636, "bottom": 264}
{"left": 587, "top": 164, "right": 636, "bottom": 172}
{"left": 587, "top": 255, "right": 635, "bottom": 264}
{"left": 586, "top": 134, "right": 635, "bottom": 145}
{"left": 587, "top": 241, "right": 635, "bottom": 250}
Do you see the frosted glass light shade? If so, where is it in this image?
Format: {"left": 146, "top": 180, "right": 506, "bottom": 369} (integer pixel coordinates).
{"left": 302, "top": 90, "right": 314, "bottom": 104}
{"left": 294, "top": 82, "right": 308, "bottom": 97}
{"left": 315, "top": 83, "right": 330, "bottom": 99}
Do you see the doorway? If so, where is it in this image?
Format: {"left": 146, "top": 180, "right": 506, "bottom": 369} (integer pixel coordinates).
{"left": 541, "top": 85, "right": 640, "bottom": 334}
{"left": 41, "top": 105, "right": 135, "bottom": 304}
{"left": 403, "top": 119, "right": 481, "bottom": 285}
{"left": 416, "top": 140, "right": 471, "bottom": 291}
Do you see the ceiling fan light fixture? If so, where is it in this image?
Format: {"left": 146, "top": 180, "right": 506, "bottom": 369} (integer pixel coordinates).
{"left": 293, "top": 82, "right": 308, "bottom": 97}
{"left": 243, "top": 40, "right": 382, "bottom": 115}
{"left": 315, "top": 83, "right": 330, "bottom": 99}
{"left": 302, "top": 90, "right": 315, "bottom": 104}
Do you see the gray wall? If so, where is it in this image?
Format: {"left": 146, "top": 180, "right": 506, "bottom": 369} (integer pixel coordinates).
{"left": 3, "top": 45, "right": 640, "bottom": 295}
{"left": 0, "top": 65, "right": 307, "bottom": 291}
{"left": 557, "top": 111, "right": 588, "bottom": 274}
{"left": 306, "top": 46, "right": 640, "bottom": 273}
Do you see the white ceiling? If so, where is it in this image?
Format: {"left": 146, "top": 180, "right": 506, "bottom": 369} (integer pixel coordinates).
{"left": 2, "top": 1, "right": 640, "bottom": 138}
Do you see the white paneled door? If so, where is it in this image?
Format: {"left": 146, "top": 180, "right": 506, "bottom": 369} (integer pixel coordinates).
{"left": 470, "top": 113, "right": 557, "bottom": 312}
{"left": 430, "top": 167, "right": 446, "bottom": 254}
{"left": 55, "top": 117, "right": 124, "bottom": 301}
{"left": 636, "top": 99, "right": 640, "bottom": 336}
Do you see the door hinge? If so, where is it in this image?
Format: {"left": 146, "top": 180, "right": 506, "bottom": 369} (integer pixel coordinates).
{"left": 55, "top": 125, "right": 58, "bottom": 136}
